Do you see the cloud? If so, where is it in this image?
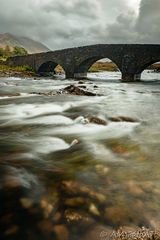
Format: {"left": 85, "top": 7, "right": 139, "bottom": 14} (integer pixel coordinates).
{"left": 105, "top": 11, "right": 138, "bottom": 43}
{"left": 136, "top": 0, "right": 160, "bottom": 43}
{"left": 0, "top": 0, "right": 159, "bottom": 49}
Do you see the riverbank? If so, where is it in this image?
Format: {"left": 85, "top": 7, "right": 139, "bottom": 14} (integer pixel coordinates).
{"left": 0, "top": 70, "right": 38, "bottom": 78}
{"left": 0, "top": 64, "right": 38, "bottom": 78}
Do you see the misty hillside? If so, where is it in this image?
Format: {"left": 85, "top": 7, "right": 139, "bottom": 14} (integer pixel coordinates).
{"left": 0, "top": 33, "right": 50, "bottom": 54}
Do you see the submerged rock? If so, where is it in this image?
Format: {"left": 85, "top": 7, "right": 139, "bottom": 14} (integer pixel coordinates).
{"left": 61, "top": 180, "right": 106, "bottom": 204}
{"left": 83, "top": 225, "right": 113, "bottom": 240}
{"left": 0, "top": 167, "right": 57, "bottom": 239}
{"left": 104, "top": 206, "right": 130, "bottom": 225}
{"left": 64, "top": 197, "right": 86, "bottom": 207}
{"left": 53, "top": 225, "right": 69, "bottom": 240}
{"left": 89, "top": 203, "right": 100, "bottom": 216}
{"left": 64, "top": 209, "right": 94, "bottom": 226}
{"left": 125, "top": 180, "right": 144, "bottom": 197}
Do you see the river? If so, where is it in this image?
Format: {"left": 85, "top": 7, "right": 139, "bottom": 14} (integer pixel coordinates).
{"left": 0, "top": 70, "right": 160, "bottom": 240}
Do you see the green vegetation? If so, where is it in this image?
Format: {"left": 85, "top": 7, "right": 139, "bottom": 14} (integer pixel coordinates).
{"left": 12, "top": 46, "right": 28, "bottom": 56}
{"left": 0, "top": 45, "right": 33, "bottom": 75}
{"left": 0, "top": 45, "right": 28, "bottom": 61}
{"left": 0, "top": 64, "right": 33, "bottom": 72}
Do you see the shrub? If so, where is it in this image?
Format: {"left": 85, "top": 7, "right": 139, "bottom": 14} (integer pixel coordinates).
{"left": 13, "top": 46, "right": 28, "bottom": 56}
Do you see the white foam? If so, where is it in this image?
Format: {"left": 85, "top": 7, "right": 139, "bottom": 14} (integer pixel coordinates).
{"left": 25, "top": 136, "right": 70, "bottom": 154}
{"left": 26, "top": 115, "right": 73, "bottom": 125}
{"left": 0, "top": 97, "right": 105, "bottom": 121}
{"left": 46, "top": 122, "right": 140, "bottom": 140}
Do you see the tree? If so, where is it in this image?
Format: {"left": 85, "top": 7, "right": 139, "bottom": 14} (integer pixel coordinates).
{"left": 4, "top": 45, "right": 11, "bottom": 56}
{"left": 0, "top": 48, "right": 4, "bottom": 57}
{"left": 13, "top": 46, "right": 28, "bottom": 56}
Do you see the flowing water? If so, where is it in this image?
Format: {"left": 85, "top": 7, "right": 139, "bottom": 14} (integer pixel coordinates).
{"left": 0, "top": 70, "right": 160, "bottom": 239}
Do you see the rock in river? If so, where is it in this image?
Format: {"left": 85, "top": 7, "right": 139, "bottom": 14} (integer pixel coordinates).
{"left": 57, "top": 85, "right": 97, "bottom": 96}
{"left": 109, "top": 116, "right": 139, "bottom": 123}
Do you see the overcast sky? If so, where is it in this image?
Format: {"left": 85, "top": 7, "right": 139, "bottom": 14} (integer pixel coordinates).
{"left": 0, "top": 0, "right": 159, "bottom": 50}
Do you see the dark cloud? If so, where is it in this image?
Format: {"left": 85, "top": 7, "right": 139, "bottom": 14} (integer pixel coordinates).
{"left": 0, "top": 0, "right": 159, "bottom": 49}
{"left": 136, "top": 0, "right": 160, "bottom": 43}
{"left": 105, "top": 12, "right": 138, "bottom": 43}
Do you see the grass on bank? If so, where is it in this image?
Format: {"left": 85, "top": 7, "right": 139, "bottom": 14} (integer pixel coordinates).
{"left": 89, "top": 62, "right": 119, "bottom": 72}
{"left": 89, "top": 62, "right": 160, "bottom": 72}
{"left": 0, "top": 64, "right": 33, "bottom": 72}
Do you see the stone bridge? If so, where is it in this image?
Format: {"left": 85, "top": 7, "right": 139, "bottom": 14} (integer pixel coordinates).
{"left": 6, "top": 44, "right": 160, "bottom": 81}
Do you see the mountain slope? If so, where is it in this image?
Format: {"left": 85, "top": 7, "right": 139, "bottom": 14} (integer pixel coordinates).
{"left": 0, "top": 33, "right": 50, "bottom": 54}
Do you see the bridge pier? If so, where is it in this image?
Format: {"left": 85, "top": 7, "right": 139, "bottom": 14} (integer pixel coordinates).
{"left": 65, "top": 71, "right": 75, "bottom": 79}
{"left": 74, "top": 72, "right": 87, "bottom": 79}
{"left": 122, "top": 73, "right": 141, "bottom": 82}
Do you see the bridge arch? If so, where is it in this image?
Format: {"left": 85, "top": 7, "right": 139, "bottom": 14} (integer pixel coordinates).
{"left": 134, "top": 59, "right": 160, "bottom": 81}
{"left": 37, "top": 61, "right": 65, "bottom": 77}
{"left": 141, "top": 60, "right": 160, "bottom": 80}
{"left": 139, "top": 59, "right": 160, "bottom": 74}
{"left": 74, "top": 56, "right": 121, "bottom": 79}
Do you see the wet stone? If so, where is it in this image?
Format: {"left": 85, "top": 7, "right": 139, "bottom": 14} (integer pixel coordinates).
{"left": 104, "top": 206, "right": 132, "bottom": 226}
{"left": 40, "top": 199, "right": 54, "bottom": 218}
{"left": 125, "top": 180, "right": 144, "bottom": 197}
{"left": 58, "top": 85, "right": 97, "bottom": 96}
{"left": 37, "top": 219, "right": 54, "bottom": 234}
{"left": 88, "top": 116, "right": 108, "bottom": 125}
{"left": 64, "top": 209, "right": 95, "bottom": 226}
{"left": 61, "top": 180, "right": 106, "bottom": 203}
{"left": 5, "top": 225, "right": 19, "bottom": 236}
{"left": 64, "top": 197, "right": 86, "bottom": 207}
{"left": 89, "top": 203, "right": 100, "bottom": 216}
{"left": 109, "top": 116, "right": 139, "bottom": 122}
{"left": 95, "top": 164, "right": 110, "bottom": 176}
{"left": 20, "top": 198, "right": 33, "bottom": 209}
{"left": 53, "top": 212, "right": 62, "bottom": 223}
{"left": 53, "top": 225, "right": 69, "bottom": 240}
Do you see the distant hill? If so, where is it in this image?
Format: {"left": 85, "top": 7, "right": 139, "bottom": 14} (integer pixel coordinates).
{"left": 0, "top": 33, "right": 50, "bottom": 54}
